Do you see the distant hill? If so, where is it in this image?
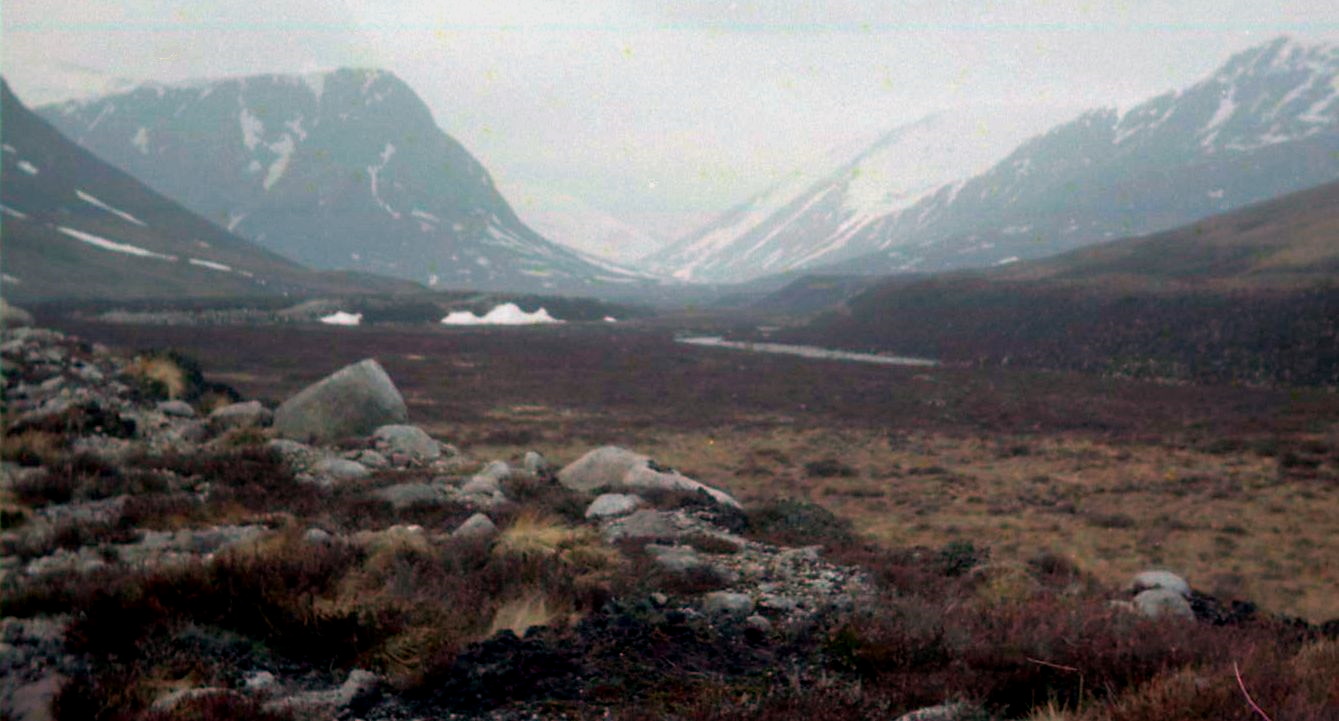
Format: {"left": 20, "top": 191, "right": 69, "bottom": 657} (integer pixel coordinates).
{"left": 788, "top": 180, "right": 1339, "bottom": 387}
{"left": 1, "top": 79, "right": 415, "bottom": 303}
{"left": 656, "top": 37, "right": 1339, "bottom": 285}
{"left": 37, "top": 69, "right": 656, "bottom": 294}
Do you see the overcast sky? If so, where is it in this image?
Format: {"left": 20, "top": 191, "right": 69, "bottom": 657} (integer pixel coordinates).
{"left": 6, "top": 2, "right": 1339, "bottom": 240}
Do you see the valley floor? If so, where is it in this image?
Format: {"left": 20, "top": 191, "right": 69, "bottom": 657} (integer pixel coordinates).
{"left": 51, "top": 318, "right": 1339, "bottom": 622}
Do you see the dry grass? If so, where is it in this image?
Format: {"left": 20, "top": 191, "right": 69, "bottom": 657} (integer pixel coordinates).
{"left": 126, "top": 353, "right": 190, "bottom": 399}
{"left": 488, "top": 589, "right": 564, "bottom": 637}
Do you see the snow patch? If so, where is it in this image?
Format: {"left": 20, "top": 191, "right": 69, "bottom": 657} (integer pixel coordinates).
{"left": 226, "top": 211, "right": 247, "bottom": 232}
{"left": 1, "top": 204, "right": 30, "bottom": 220}
{"left": 263, "top": 135, "right": 295, "bottom": 190}
{"left": 17, "top": 160, "right": 39, "bottom": 175}
{"left": 57, "top": 226, "right": 177, "bottom": 261}
{"left": 239, "top": 107, "right": 264, "bottom": 151}
{"left": 1208, "top": 189, "right": 1226, "bottom": 200}
{"left": 2, "top": 273, "right": 20, "bottom": 285}
{"left": 367, "top": 143, "right": 400, "bottom": 218}
{"left": 319, "top": 311, "right": 362, "bottom": 326}
{"left": 131, "top": 127, "right": 150, "bottom": 154}
{"left": 76, "top": 190, "right": 148, "bottom": 226}
{"left": 302, "top": 73, "right": 326, "bottom": 102}
{"left": 189, "top": 258, "right": 233, "bottom": 272}
{"left": 440, "top": 303, "right": 563, "bottom": 326}
{"left": 994, "top": 256, "right": 1021, "bottom": 266}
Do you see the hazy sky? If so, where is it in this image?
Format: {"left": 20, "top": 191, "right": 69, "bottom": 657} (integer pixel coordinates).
{"left": 6, "top": 2, "right": 1339, "bottom": 240}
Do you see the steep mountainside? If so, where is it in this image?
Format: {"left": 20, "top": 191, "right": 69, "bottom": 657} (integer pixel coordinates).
{"left": 658, "top": 37, "right": 1339, "bottom": 284}
{"left": 0, "top": 80, "right": 403, "bottom": 303}
{"left": 38, "top": 69, "right": 651, "bottom": 293}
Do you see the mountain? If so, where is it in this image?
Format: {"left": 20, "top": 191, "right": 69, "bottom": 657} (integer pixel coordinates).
{"left": 646, "top": 106, "right": 1070, "bottom": 282}
{"left": 504, "top": 182, "right": 668, "bottom": 266}
{"left": 656, "top": 37, "right": 1339, "bottom": 284}
{"left": 37, "top": 69, "right": 651, "bottom": 294}
{"left": 0, "top": 80, "right": 409, "bottom": 303}
{"left": 787, "top": 179, "right": 1339, "bottom": 387}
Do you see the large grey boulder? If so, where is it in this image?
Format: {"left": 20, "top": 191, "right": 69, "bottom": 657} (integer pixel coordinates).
{"left": 1134, "top": 588, "right": 1194, "bottom": 619}
{"left": 1130, "top": 570, "right": 1190, "bottom": 598}
{"left": 273, "top": 360, "right": 408, "bottom": 444}
{"left": 372, "top": 424, "right": 440, "bottom": 462}
{"left": 558, "top": 446, "right": 739, "bottom": 508}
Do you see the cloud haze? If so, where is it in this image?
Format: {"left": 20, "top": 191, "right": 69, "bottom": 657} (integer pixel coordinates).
{"left": 6, "top": 1, "right": 1339, "bottom": 242}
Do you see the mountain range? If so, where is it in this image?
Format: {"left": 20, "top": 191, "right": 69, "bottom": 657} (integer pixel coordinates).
{"left": 0, "top": 80, "right": 416, "bottom": 303}
{"left": 652, "top": 37, "right": 1339, "bottom": 284}
{"left": 37, "top": 69, "right": 653, "bottom": 294}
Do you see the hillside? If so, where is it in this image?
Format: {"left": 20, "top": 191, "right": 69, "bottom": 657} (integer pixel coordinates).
{"left": 37, "top": 70, "right": 655, "bottom": 294}
{"left": 657, "top": 37, "right": 1339, "bottom": 284}
{"left": 0, "top": 80, "right": 413, "bottom": 303}
{"left": 789, "top": 180, "right": 1339, "bottom": 387}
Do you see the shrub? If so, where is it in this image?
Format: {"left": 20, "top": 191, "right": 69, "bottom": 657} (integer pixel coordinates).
{"left": 746, "top": 498, "right": 855, "bottom": 548}
{"left": 804, "top": 458, "right": 857, "bottom": 478}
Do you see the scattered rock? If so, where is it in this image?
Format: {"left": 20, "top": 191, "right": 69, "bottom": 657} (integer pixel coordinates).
{"left": 208, "top": 400, "right": 272, "bottom": 430}
{"left": 585, "top": 493, "right": 642, "bottom": 520}
{"left": 372, "top": 424, "right": 441, "bottom": 462}
{"left": 602, "top": 510, "right": 687, "bottom": 542}
{"left": 244, "top": 670, "right": 278, "bottom": 691}
{"left": 303, "top": 528, "right": 334, "bottom": 544}
{"left": 273, "top": 359, "right": 408, "bottom": 443}
{"left": 477, "top": 460, "right": 512, "bottom": 482}
{"left": 645, "top": 544, "right": 706, "bottom": 573}
{"left": 453, "top": 513, "right": 498, "bottom": 539}
{"left": 460, "top": 475, "right": 501, "bottom": 496}
{"left": 744, "top": 615, "right": 773, "bottom": 635}
{"left": 894, "top": 702, "right": 988, "bottom": 721}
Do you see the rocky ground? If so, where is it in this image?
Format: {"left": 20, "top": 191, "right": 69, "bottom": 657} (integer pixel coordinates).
{"left": 2, "top": 313, "right": 1336, "bottom": 721}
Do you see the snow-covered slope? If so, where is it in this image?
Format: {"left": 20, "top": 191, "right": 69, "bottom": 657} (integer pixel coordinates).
{"left": 655, "top": 37, "right": 1339, "bottom": 284}
{"left": 39, "top": 69, "right": 652, "bottom": 294}
{"left": 647, "top": 107, "right": 1073, "bottom": 282}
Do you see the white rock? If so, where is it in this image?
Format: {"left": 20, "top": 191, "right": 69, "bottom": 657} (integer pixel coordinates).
{"left": 452, "top": 513, "right": 497, "bottom": 539}
{"left": 1130, "top": 570, "right": 1191, "bottom": 598}
{"left": 585, "top": 493, "right": 642, "bottom": 520}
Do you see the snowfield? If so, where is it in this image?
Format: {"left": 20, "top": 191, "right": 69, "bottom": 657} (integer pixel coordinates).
{"left": 440, "top": 303, "right": 562, "bottom": 326}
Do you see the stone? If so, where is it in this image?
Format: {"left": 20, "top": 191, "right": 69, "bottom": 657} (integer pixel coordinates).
{"left": 645, "top": 544, "right": 705, "bottom": 573}
{"left": 1134, "top": 588, "right": 1194, "bottom": 619}
{"left": 334, "top": 669, "right": 378, "bottom": 708}
{"left": 460, "top": 475, "right": 501, "bottom": 495}
{"left": 313, "top": 457, "right": 370, "bottom": 481}
{"left": 208, "top": 400, "right": 272, "bottom": 430}
{"left": 157, "top": 400, "right": 195, "bottom": 418}
{"left": 273, "top": 359, "right": 408, "bottom": 444}
{"left": 602, "top": 510, "right": 685, "bottom": 542}
{"left": 356, "top": 450, "right": 390, "bottom": 469}
{"left": 0, "top": 299, "right": 34, "bottom": 329}
{"left": 523, "top": 451, "right": 548, "bottom": 475}
{"left": 744, "top": 615, "right": 773, "bottom": 635}
{"left": 372, "top": 424, "right": 441, "bottom": 461}
{"left": 478, "top": 460, "right": 512, "bottom": 481}
{"left": 703, "top": 591, "right": 754, "bottom": 616}
{"left": 558, "top": 445, "right": 739, "bottom": 508}
{"left": 373, "top": 483, "right": 447, "bottom": 510}
{"left": 585, "top": 493, "right": 642, "bottom": 520}
{"left": 244, "top": 671, "right": 278, "bottom": 691}
{"left": 452, "top": 513, "right": 497, "bottom": 539}
{"left": 1130, "top": 570, "right": 1191, "bottom": 598}
{"left": 303, "top": 528, "right": 333, "bottom": 544}
{"left": 894, "top": 702, "right": 987, "bottom": 721}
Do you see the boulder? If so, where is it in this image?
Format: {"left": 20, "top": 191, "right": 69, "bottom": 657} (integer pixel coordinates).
{"left": 1134, "top": 588, "right": 1194, "bottom": 619}
{"left": 477, "top": 460, "right": 512, "bottom": 482}
{"left": 602, "top": 509, "right": 685, "bottom": 542}
{"left": 313, "top": 457, "right": 370, "bottom": 481}
{"left": 645, "top": 544, "right": 706, "bottom": 573}
{"left": 523, "top": 451, "right": 548, "bottom": 475}
{"left": 273, "top": 359, "right": 408, "bottom": 444}
{"left": 453, "top": 513, "right": 498, "bottom": 539}
{"left": 208, "top": 400, "right": 272, "bottom": 430}
{"left": 585, "top": 493, "right": 642, "bottom": 520}
{"left": 460, "top": 475, "right": 501, "bottom": 496}
{"left": 703, "top": 591, "right": 754, "bottom": 616}
{"left": 372, "top": 424, "right": 441, "bottom": 461}
{"left": 894, "top": 703, "right": 988, "bottom": 721}
{"left": 558, "top": 446, "right": 739, "bottom": 508}
{"left": 157, "top": 400, "right": 195, "bottom": 418}
{"left": 1130, "top": 570, "right": 1191, "bottom": 598}
{"left": 372, "top": 483, "right": 447, "bottom": 510}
